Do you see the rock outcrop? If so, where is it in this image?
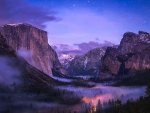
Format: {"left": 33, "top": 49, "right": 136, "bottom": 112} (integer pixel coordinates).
{"left": 0, "top": 32, "right": 16, "bottom": 56}
{"left": 0, "top": 32, "right": 55, "bottom": 86}
{"left": 63, "top": 48, "right": 106, "bottom": 76}
{"left": 100, "top": 31, "right": 150, "bottom": 79}
{"left": 0, "top": 23, "right": 68, "bottom": 77}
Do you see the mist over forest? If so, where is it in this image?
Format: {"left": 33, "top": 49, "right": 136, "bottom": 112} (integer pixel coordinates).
{"left": 1, "top": 0, "right": 150, "bottom": 113}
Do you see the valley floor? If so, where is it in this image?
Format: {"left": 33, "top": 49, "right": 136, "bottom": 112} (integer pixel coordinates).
{"left": 0, "top": 76, "right": 147, "bottom": 113}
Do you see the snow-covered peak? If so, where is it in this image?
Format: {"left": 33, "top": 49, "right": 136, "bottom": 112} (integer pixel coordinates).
{"left": 59, "top": 54, "right": 75, "bottom": 65}
{"left": 59, "top": 54, "right": 75, "bottom": 60}
{"left": 2, "top": 23, "right": 32, "bottom": 27}
{"left": 7, "top": 23, "right": 23, "bottom": 26}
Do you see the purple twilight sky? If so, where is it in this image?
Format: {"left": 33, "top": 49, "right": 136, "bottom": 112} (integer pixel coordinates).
{"left": 0, "top": 0, "right": 150, "bottom": 56}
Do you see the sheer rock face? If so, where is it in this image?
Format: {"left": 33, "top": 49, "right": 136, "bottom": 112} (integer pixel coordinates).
{"left": 119, "top": 31, "right": 150, "bottom": 53}
{"left": 0, "top": 23, "right": 68, "bottom": 77}
{"left": 100, "top": 47, "right": 121, "bottom": 76}
{"left": 64, "top": 48, "right": 106, "bottom": 76}
{"left": 0, "top": 32, "right": 55, "bottom": 86}
{"left": 0, "top": 33, "right": 16, "bottom": 56}
{"left": 100, "top": 31, "right": 150, "bottom": 79}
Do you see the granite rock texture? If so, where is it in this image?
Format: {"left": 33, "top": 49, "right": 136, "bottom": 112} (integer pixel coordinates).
{"left": 0, "top": 32, "right": 55, "bottom": 86}
{"left": 0, "top": 23, "right": 68, "bottom": 77}
{"left": 63, "top": 48, "right": 106, "bottom": 76}
{"left": 100, "top": 31, "right": 150, "bottom": 79}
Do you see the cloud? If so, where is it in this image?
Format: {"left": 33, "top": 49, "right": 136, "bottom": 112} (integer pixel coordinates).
{"left": 0, "top": 0, "right": 61, "bottom": 29}
{"left": 17, "top": 48, "right": 33, "bottom": 58}
{"left": 0, "top": 56, "right": 21, "bottom": 86}
{"left": 95, "top": 38, "right": 99, "bottom": 41}
{"left": 52, "top": 44, "right": 82, "bottom": 56}
{"left": 17, "top": 48, "right": 34, "bottom": 65}
{"left": 46, "top": 8, "right": 148, "bottom": 45}
{"left": 74, "top": 40, "right": 114, "bottom": 53}
{"left": 56, "top": 84, "right": 145, "bottom": 108}
{"left": 52, "top": 40, "right": 114, "bottom": 56}
{"left": 46, "top": 9, "right": 124, "bottom": 45}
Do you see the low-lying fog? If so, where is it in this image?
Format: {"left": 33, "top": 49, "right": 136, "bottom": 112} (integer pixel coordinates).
{"left": 50, "top": 76, "right": 146, "bottom": 112}
{"left": 0, "top": 75, "right": 146, "bottom": 113}
{"left": 57, "top": 77, "right": 145, "bottom": 101}
{"left": 57, "top": 83, "right": 145, "bottom": 105}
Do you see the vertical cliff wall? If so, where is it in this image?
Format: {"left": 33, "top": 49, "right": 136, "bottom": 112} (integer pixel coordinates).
{"left": 0, "top": 23, "right": 68, "bottom": 76}
{"left": 100, "top": 31, "right": 150, "bottom": 79}
{"left": 0, "top": 32, "right": 55, "bottom": 86}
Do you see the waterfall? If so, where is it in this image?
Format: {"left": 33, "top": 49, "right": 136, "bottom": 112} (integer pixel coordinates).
{"left": 118, "top": 62, "right": 126, "bottom": 77}
{"left": 122, "top": 62, "right": 125, "bottom": 76}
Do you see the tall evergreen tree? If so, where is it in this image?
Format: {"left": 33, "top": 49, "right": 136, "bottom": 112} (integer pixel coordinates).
{"left": 146, "top": 78, "right": 150, "bottom": 97}
{"left": 96, "top": 99, "right": 102, "bottom": 113}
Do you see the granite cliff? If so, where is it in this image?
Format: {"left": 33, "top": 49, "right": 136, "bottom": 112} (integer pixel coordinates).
{"left": 0, "top": 32, "right": 55, "bottom": 87}
{"left": 100, "top": 31, "right": 150, "bottom": 79}
{"left": 64, "top": 48, "right": 106, "bottom": 76}
{"left": 0, "top": 23, "right": 68, "bottom": 77}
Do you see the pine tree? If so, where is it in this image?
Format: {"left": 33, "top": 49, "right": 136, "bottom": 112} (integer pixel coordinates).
{"left": 97, "top": 99, "right": 102, "bottom": 112}
{"left": 114, "top": 99, "right": 123, "bottom": 113}
{"left": 146, "top": 78, "right": 150, "bottom": 98}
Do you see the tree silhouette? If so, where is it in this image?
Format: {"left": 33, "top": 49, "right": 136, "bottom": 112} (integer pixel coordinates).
{"left": 114, "top": 99, "right": 123, "bottom": 113}
{"left": 146, "top": 78, "right": 150, "bottom": 98}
